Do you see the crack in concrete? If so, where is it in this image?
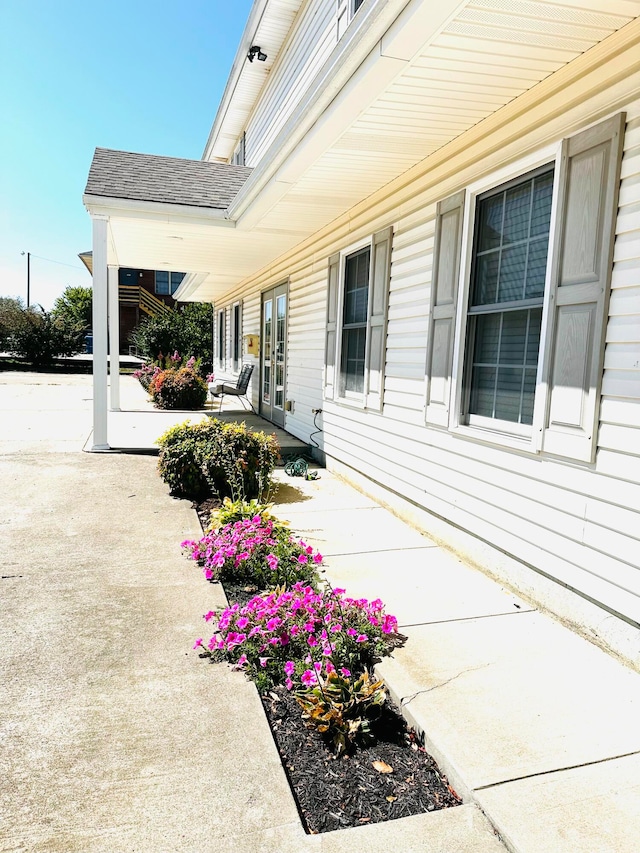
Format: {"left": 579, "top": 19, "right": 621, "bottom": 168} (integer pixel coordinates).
{"left": 401, "top": 663, "right": 491, "bottom": 706}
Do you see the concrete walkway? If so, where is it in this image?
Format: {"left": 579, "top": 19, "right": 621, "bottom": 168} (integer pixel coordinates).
{"left": 2, "top": 372, "right": 639, "bottom": 852}
{"left": 270, "top": 476, "right": 640, "bottom": 853}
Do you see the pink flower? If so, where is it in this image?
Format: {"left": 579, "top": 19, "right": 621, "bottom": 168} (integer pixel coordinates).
{"left": 297, "top": 554, "right": 309, "bottom": 564}
{"left": 236, "top": 617, "right": 249, "bottom": 629}
{"left": 203, "top": 611, "right": 215, "bottom": 622}
{"left": 301, "top": 670, "right": 317, "bottom": 686}
{"left": 356, "top": 634, "right": 368, "bottom": 643}
{"left": 340, "top": 668, "right": 351, "bottom": 677}
{"left": 313, "top": 552, "right": 323, "bottom": 564}
{"left": 236, "top": 653, "right": 248, "bottom": 667}
{"left": 193, "top": 638, "right": 202, "bottom": 649}
{"left": 259, "top": 657, "right": 268, "bottom": 668}
{"left": 285, "top": 677, "right": 294, "bottom": 690}
{"left": 307, "top": 635, "right": 318, "bottom": 647}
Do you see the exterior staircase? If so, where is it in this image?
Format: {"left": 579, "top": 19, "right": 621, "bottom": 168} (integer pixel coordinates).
{"left": 119, "top": 285, "right": 173, "bottom": 317}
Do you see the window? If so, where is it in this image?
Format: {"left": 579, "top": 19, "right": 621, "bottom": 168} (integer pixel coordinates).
{"left": 325, "top": 228, "right": 392, "bottom": 410}
{"left": 118, "top": 268, "right": 139, "bottom": 285}
{"left": 155, "top": 271, "right": 185, "bottom": 296}
{"left": 337, "top": 0, "right": 365, "bottom": 39}
{"left": 464, "top": 167, "right": 553, "bottom": 430}
{"left": 217, "top": 309, "right": 225, "bottom": 366}
{"left": 232, "top": 132, "right": 246, "bottom": 167}
{"left": 427, "top": 113, "right": 625, "bottom": 463}
{"left": 341, "top": 247, "right": 370, "bottom": 394}
{"left": 231, "top": 301, "right": 242, "bottom": 372}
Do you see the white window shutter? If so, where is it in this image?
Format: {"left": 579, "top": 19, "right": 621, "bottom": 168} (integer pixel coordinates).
{"left": 426, "top": 190, "right": 465, "bottom": 426}
{"left": 365, "top": 227, "right": 392, "bottom": 411}
{"left": 542, "top": 113, "right": 625, "bottom": 462}
{"left": 324, "top": 252, "right": 340, "bottom": 401}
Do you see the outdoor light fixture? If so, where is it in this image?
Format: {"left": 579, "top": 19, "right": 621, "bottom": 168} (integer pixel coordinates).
{"left": 247, "top": 45, "right": 267, "bottom": 63}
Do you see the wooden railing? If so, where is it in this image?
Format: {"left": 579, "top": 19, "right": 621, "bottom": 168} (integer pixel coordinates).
{"left": 119, "top": 285, "right": 173, "bottom": 317}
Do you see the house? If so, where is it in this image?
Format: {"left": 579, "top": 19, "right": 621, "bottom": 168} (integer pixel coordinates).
{"left": 83, "top": 0, "right": 640, "bottom": 667}
{"left": 78, "top": 251, "right": 185, "bottom": 353}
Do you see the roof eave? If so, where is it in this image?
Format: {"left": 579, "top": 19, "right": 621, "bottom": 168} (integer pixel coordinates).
{"left": 82, "top": 193, "right": 236, "bottom": 226}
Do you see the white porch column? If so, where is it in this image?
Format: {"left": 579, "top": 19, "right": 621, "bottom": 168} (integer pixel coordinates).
{"left": 91, "top": 216, "right": 110, "bottom": 450}
{"left": 108, "top": 264, "right": 120, "bottom": 411}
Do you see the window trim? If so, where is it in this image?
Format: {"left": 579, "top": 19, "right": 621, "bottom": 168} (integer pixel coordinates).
{"left": 337, "top": 0, "right": 365, "bottom": 40}
{"left": 450, "top": 143, "right": 562, "bottom": 452}
{"left": 335, "top": 235, "right": 374, "bottom": 408}
{"left": 231, "top": 300, "right": 242, "bottom": 373}
{"left": 217, "top": 308, "right": 226, "bottom": 367}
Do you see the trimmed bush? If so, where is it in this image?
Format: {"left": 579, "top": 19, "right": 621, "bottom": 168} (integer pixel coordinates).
{"left": 157, "top": 419, "right": 279, "bottom": 500}
{"left": 150, "top": 366, "right": 208, "bottom": 410}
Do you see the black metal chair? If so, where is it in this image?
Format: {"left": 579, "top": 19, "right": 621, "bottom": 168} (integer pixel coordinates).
{"left": 210, "top": 363, "right": 255, "bottom": 412}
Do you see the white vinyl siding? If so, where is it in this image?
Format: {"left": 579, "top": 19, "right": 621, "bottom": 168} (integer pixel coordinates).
{"left": 244, "top": 0, "right": 337, "bottom": 168}
{"left": 210, "top": 91, "right": 640, "bottom": 632}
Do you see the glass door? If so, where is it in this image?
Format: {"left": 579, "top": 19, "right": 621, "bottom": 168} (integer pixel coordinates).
{"left": 260, "top": 283, "right": 288, "bottom": 427}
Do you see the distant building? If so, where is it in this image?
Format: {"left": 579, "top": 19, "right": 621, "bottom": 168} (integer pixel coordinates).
{"left": 78, "top": 252, "right": 184, "bottom": 353}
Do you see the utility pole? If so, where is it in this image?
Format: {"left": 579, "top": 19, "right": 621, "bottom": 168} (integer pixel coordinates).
{"left": 20, "top": 251, "right": 30, "bottom": 306}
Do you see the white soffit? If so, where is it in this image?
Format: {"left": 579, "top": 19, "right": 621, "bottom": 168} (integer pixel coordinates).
{"left": 250, "top": 0, "right": 639, "bottom": 237}
{"left": 102, "top": 0, "right": 639, "bottom": 302}
{"left": 204, "top": 0, "right": 305, "bottom": 163}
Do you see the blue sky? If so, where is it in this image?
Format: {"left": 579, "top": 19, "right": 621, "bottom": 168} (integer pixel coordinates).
{"left": 0, "top": 0, "right": 253, "bottom": 309}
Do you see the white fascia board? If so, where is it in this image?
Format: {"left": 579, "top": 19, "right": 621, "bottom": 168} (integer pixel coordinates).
{"left": 173, "top": 272, "right": 209, "bottom": 302}
{"left": 227, "top": 0, "right": 467, "bottom": 224}
{"left": 82, "top": 194, "right": 236, "bottom": 227}
{"left": 380, "top": 0, "right": 468, "bottom": 60}
{"left": 202, "top": 0, "right": 271, "bottom": 163}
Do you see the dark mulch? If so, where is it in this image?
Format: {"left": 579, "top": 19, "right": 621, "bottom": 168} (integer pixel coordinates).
{"left": 262, "top": 685, "right": 461, "bottom": 834}
{"left": 192, "top": 497, "right": 461, "bottom": 833}
{"left": 193, "top": 496, "right": 221, "bottom": 530}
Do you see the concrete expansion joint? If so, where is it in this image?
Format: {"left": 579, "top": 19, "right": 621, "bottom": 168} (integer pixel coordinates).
{"left": 472, "top": 748, "right": 640, "bottom": 793}
{"left": 400, "top": 663, "right": 491, "bottom": 707}
{"left": 398, "top": 608, "right": 536, "bottom": 630}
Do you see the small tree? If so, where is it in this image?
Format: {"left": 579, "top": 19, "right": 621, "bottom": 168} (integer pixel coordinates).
{"left": 52, "top": 286, "right": 92, "bottom": 333}
{"left": 9, "top": 305, "right": 85, "bottom": 366}
{"left": 0, "top": 297, "right": 26, "bottom": 351}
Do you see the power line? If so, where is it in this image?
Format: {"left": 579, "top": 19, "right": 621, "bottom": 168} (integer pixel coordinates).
{"left": 28, "top": 253, "right": 86, "bottom": 272}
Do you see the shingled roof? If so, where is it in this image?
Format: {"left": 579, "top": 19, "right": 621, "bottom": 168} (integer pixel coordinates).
{"left": 85, "top": 148, "right": 253, "bottom": 209}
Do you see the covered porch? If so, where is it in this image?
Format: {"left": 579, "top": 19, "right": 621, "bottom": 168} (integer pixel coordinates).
{"left": 94, "top": 371, "right": 311, "bottom": 458}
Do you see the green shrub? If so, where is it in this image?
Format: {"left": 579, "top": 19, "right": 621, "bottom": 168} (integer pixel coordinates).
{"left": 7, "top": 304, "right": 85, "bottom": 365}
{"left": 206, "top": 497, "right": 280, "bottom": 532}
{"left": 150, "top": 366, "right": 208, "bottom": 410}
{"left": 157, "top": 419, "right": 279, "bottom": 500}
{"left": 130, "top": 302, "right": 213, "bottom": 373}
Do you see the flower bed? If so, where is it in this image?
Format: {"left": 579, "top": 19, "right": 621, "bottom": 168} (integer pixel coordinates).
{"left": 184, "top": 498, "right": 461, "bottom": 831}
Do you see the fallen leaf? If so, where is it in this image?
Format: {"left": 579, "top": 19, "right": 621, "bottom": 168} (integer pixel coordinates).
{"left": 372, "top": 760, "right": 393, "bottom": 774}
{"left": 386, "top": 796, "right": 397, "bottom": 803}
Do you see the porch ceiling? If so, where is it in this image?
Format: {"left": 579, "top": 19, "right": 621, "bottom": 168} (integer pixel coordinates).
{"left": 84, "top": 0, "right": 640, "bottom": 302}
